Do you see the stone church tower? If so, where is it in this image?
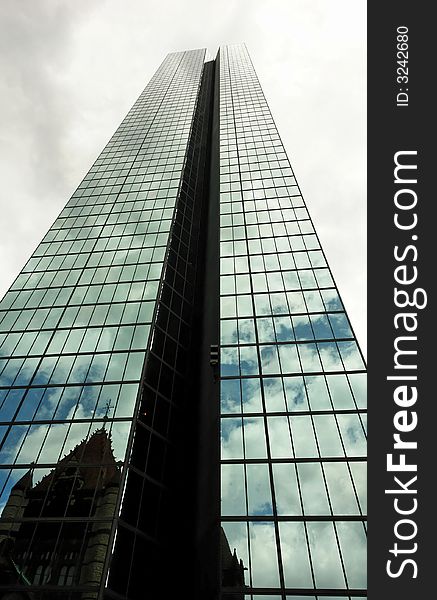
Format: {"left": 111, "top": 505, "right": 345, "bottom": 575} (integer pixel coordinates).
{"left": 0, "top": 428, "right": 121, "bottom": 600}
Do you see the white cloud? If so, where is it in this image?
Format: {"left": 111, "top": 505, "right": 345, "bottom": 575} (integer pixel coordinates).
{"left": 0, "top": 0, "right": 366, "bottom": 356}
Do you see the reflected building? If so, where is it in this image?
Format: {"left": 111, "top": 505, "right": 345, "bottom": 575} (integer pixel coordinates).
{"left": 220, "top": 527, "right": 246, "bottom": 600}
{"left": 0, "top": 427, "right": 120, "bottom": 599}
{"left": 0, "top": 45, "right": 366, "bottom": 599}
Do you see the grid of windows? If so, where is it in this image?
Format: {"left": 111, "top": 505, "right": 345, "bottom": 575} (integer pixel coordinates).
{"left": 106, "top": 59, "right": 216, "bottom": 599}
{"left": 0, "top": 49, "right": 206, "bottom": 595}
{"left": 0, "top": 44, "right": 366, "bottom": 600}
{"left": 218, "top": 44, "right": 367, "bottom": 599}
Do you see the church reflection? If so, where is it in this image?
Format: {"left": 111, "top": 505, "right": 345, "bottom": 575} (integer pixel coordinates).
{"left": 220, "top": 527, "right": 247, "bottom": 600}
{"left": 0, "top": 427, "right": 121, "bottom": 599}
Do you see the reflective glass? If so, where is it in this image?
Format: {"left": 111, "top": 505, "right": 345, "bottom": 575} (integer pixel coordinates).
{"left": 218, "top": 43, "right": 366, "bottom": 598}
{"left": 0, "top": 48, "right": 208, "bottom": 597}
{"left": 0, "top": 42, "right": 367, "bottom": 598}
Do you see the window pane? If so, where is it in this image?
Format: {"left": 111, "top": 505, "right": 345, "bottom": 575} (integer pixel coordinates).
{"left": 249, "top": 522, "right": 280, "bottom": 587}
{"left": 290, "top": 416, "right": 318, "bottom": 458}
{"left": 221, "top": 464, "right": 246, "bottom": 516}
{"left": 246, "top": 464, "right": 273, "bottom": 516}
{"left": 273, "top": 463, "right": 301, "bottom": 516}
{"left": 336, "top": 521, "right": 367, "bottom": 588}
{"left": 323, "top": 461, "right": 360, "bottom": 515}
{"left": 307, "top": 521, "right": 345, "bottom": 588}
{"left": 221, "top": 418, "right": 244, "bottom": 459}
{"left": 298, "top": 463, "right": 330, "bottom": 515}
{"left": 279, "top": 522, "right": 313, "bottom": 587}
{"left": 268, "top": 417, "right": 293, "bottom": 458}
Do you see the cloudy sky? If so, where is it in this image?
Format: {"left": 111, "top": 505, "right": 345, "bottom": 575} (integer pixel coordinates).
{"left": 0, "top": 0, "right": 366, "bottom": 354}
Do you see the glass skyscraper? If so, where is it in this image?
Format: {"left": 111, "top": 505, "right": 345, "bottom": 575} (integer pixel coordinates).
{"left": 0, "top": 45, "right": 366, "bottom": 600}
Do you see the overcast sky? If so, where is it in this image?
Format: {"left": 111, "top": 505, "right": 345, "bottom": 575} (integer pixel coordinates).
{"left": 0, "top": 0, "right": 366, "bottom": 355}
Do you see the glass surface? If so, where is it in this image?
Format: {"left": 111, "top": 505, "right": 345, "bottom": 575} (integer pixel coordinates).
{"left": 0, "top": 48, "right": 207, "bottom": 596}
{"left": 307, "top": 521, "right": 345, "bottom": 588}
{"left": 0, "top": 42, "right": 367, "bottom": 598}
{"left": 280, "top": 522, "right": 313, "bottom": 587}
{"left": 218, "top": 43, "right": 366, "bottom": 597}
{"left": 249, "top": 522, "right": 280, "bottom": 587}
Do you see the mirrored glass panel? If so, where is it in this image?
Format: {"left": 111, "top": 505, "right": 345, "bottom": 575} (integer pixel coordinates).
{"left": 218, "top": 44, "right": 366, "bottom": 598}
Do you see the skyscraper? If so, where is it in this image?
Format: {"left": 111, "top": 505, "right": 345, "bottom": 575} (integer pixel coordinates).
{"left": 0, "top": 45, "right": 366, "bottom": 600}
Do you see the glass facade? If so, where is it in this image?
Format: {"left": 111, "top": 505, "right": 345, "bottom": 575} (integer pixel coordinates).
{"left": 218, "top": 45, "right": 366, "bottom": 599}
{"left": 0, "top": 49, "right": 207, "bottom": 599}
{"left": 0, "top": 44, "right": 366, "bottom": 600}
